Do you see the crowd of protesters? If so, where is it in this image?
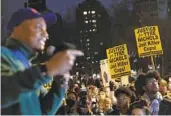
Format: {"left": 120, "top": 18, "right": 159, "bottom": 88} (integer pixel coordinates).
{"left": 56, "top": 70, "right": 171, "bottom": 115}
{"left": 1, "top": 7, "right": 171, "bottom": 115}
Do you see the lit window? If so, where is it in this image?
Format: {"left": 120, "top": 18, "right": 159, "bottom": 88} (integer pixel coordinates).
{"left": 91, "top": 11, "right": 95, "bottom": 14}
{"left": 100, "top": 42, "right": 103, "bottom": 45}
{"left": 93, "top": 24, "right": 97, "bottom": 27}
{"left": 92, "top": 61, "right": 94, "bottom": 63}
{"left": 87, "top": 39, "right": 90, "bottom": 41}
{"left": 93, "top": 29, "right": 96, "bottom": 31}
{"left": 90, "top": 29, "right": 92, "bottom": 32}
{"left": 85, "top": 20, "right": 88, "bottom": 23}
{"left": 87, "top": 43, "right": 90, "bottom": 46}
{"left": 88, "top": 11, "right": 91, "bottom": 13}
{"left": 83, "top": 11, "right": 87, "bottom": 15}
{"left": 96, "top": 61, "right": 98, "bottom": 63}
{"left": 89, "top": 20, "right": 91, "bottom": 22}
{"left": 94, "top": 52, "right": 98, "bottom": 55}
{"left": 92, "top": 20, "right": 96, "bottom": 23}
{"left": 87, "top": 57, "right": 90, "bottom": 60}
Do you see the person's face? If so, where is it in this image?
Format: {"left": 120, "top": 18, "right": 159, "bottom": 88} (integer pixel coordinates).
{"left": 146, "top": 78, "right": 159, "bottom": 93}
{"left": 99, "top": 91, "right": 106, "bottom": 99}
{"left": 67, "top": 93, "right": 77, "bottom": 101}
{"left": 16, "top": 17, "right": 48, "bottom": 51}
{"left": 116, "top": 93, "right": 130, "bottom": 108}
{"left": 98, "top": 100, "right": 104, "bottom": 110}
{"left": 104, "top": 98, "right": 112, "bottom": 111}
{"left": 88, "top": 88, "right": 98, "bottom": 98}
{"left": 159, "top": 84, "right": 167, "bottom": 95}
{"left": 131, "top": 108, "right": 145, "bottom": 115}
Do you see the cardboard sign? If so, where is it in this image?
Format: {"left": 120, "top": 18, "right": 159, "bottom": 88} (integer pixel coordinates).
{"left": 100, "top": 59, "right": 111, "bottom": 87}
{"left": 106, "top": 44, "right": 131, "bottom": 78}
{"left": 134, "top": 26, "right": 163, "bottom": 57}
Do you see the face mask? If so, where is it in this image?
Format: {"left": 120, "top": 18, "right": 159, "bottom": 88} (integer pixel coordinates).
{"left": 66, "top": 99, "right": 76, "bottom": 107}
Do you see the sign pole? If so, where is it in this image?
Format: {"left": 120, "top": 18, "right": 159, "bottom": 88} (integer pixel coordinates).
{"left": 150, "top": 56, "right": 155, "bottom": 70}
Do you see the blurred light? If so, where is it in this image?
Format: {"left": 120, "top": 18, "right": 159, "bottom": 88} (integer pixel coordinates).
{"left": 148, "top": 65, "right": 153, "bottom": 70}
{"left": 88, "top": 11, "right": 91, "bottom": 13}
{"left": 96, "top": 61, "right": 98, "bottom": 63}
{"left": 92, "top": 20, "right": 96, "bottom": 23}
{"left": 157, "top": 64, "right": 160, "bottom": 69}
{"left": 97, "top": 74, "right": 100, "bottom": 79}
{"left": 87, "top": 39, "right": 90, "bottom": 41}
{"left": 82, "top": 66, "right": 85, "bottom": 68}
{"left": 87, "top": 57, "right": 90, "bottom": 60}
{"left": 91, "top": 11, "right": 95, "bottom": 14}
{"left": 76, "top": 72, "right": 79, "bottom": 76}
{"left": 75, "top": 63, "right": 78, "bottom": 66}
{"left": 70, "top": 76, "right": 73, "bottom": 79}
{"left": 93, "top": 73, "right": 96, "bottom": 77}
{"left": 94, "top": 52, "right": 98, "bottom": 55}
{"left": 85, "top": 20, "right": 88, "bottom": 23}
{"left": 83, "top": 11, "right": 87, "bottom": 15}
{"left": 93, "top": 29, "right": 96, "bottom": 31}
{"left": 134, "top": 59, "right": 137, "bottom": 63}
{"left": 77, "top": 80, "right": 80, "bottom": 84}
{"left": 100, "top": 42, "right": 103, "bottom": 45}
{"left": 90, "top": 29, "right": 92, "bottom": 32}
{"left": 169, "top": 77, "right": 171, "bottom": 82}
{"left": 92, "top": 61, "right": 94, "bottom": 63}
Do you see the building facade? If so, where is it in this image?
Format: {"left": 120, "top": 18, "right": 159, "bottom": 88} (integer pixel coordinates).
{"left": 75, "top": 0, "right": 112, "bottom": 76}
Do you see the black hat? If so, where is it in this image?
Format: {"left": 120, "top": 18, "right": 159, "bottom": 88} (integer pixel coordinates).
{"left": 115, "top": 87, "right": 132, "bottom": 97}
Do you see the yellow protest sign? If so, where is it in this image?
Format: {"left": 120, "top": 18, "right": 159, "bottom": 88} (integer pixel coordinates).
{"left": 106, "top": 44, "right": 131, "bottom": 78}
{"left": 134, "top": 26, "right": 163, "bottom": 57}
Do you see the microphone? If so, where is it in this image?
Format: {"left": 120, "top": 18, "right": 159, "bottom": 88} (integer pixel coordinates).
{"left": 46, "top": 45, "right": 56, "bottom": 56}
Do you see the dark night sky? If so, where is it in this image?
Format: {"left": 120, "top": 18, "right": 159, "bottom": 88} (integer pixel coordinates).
{"left": 46, "top": 0, "right": 121, "bottom": 16}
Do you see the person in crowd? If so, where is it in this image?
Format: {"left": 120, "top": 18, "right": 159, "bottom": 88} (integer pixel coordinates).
{"left": 130, "top": 100, "right": 151, "bottom": 115}
{"left": 159, "top": 79, "right": 168, "bottom": 97}
{"left": 114, "top": 87, "right": 132, "bottom": 115}
{"left": 103, "top": 97, "right": 120, "bottom": 115}
{"left": 57, "top": 91, "right": 79, "bottom": 115}
{"left": 87, "top": 85, "right": 98, "bottom": 103}
{"left": 1, "top": 8, "right": 83, "bottom": 115}
{"left": 77, "top": 96, "right": 94, "bottom": 115}
{"left": 98, "top": 90, "right": 106, "bottom": 100}
{"left": 135, "top": 71, "right": 163, "bottom": 115}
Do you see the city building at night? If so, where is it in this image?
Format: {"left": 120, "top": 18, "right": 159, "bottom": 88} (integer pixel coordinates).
{"left": 75, "top": 0, "right": 112, "bottom": 76}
